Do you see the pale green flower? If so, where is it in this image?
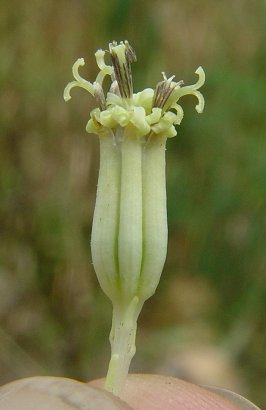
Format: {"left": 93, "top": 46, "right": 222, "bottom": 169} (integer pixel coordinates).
{"left": 64, "top": 40, "right": 205, "bottom": 397}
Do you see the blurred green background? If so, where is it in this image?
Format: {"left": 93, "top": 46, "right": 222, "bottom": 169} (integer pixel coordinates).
{"left": 1, "top": 0, "right": 265, "bottom": 407}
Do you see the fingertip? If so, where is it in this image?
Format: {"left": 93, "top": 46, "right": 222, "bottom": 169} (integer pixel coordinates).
{"left": 203, "top": 385, "right": 261, "bottom": 409}
{"left": 0, "top": 376, "right": 132, "bottom": 410}
{"left": 126, "top": 374, "right": 239, "bottom": 409}
{"left": 89, "top": 374, "right": 239, "bottom": 409}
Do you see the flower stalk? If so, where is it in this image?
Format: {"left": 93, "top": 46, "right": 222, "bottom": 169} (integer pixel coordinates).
{"left": 64, "top": 40, "right": 205, "bottom": 397}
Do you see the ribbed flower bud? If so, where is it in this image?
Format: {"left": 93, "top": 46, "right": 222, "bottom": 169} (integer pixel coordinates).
{"left": 64, "top": 40, "right": 205, "bottom": 396}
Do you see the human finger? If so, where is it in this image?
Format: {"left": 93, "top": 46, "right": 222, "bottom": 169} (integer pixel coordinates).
{"left": 0, "top": 376, "right": 132, "bottom": 410}
{"left": 89, "top": 373, "right": 239, "bottom": 409}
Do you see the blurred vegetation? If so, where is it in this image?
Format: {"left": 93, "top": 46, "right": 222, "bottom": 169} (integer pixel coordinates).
{"left": 0, "top": 0, "right": 265, "bottom": 407}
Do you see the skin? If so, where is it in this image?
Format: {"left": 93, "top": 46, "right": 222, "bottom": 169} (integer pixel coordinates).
{"left": 89, "top": 374, "right": 239, "bottom": 409}
{"left": 0, "top": 374, "right": 241, "bottom": 410}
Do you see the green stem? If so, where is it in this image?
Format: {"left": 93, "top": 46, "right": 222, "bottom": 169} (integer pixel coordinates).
{"left": 104, "top": 297, "right": 143, "bottom": 397}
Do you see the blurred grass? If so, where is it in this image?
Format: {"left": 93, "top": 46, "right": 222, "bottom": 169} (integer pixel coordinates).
{"left": 0, "top": 0, "right": 266, "bottom": 407}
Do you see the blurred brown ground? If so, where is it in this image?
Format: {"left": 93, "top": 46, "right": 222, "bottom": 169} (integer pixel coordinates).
{"left": 0, "top": 0, "right": 265, "bottom": 407}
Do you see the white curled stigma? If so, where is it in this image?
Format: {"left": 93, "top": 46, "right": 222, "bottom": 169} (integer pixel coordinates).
{"left": 166, "top": 66, "right": 205, "bottom": 114}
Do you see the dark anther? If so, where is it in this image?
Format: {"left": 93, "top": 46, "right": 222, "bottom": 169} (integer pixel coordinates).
{"left": 94, "top": 83, "right": 106, "bottom": 110}
{"left": 153, "top": 79, "right": 176, "bottom": 111}
{"left": 124, "top": 41, "right": 137, "bottom": 64}
{"left": 109, "top": 41, "right": 137, "bottom": 99}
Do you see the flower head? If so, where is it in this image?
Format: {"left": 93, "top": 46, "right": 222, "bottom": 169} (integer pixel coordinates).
{"left": 64, "top": 41, "right": 205, "bottom": 139}
{"left": 64, "top": 41, "right": 205, "bottom": 397}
